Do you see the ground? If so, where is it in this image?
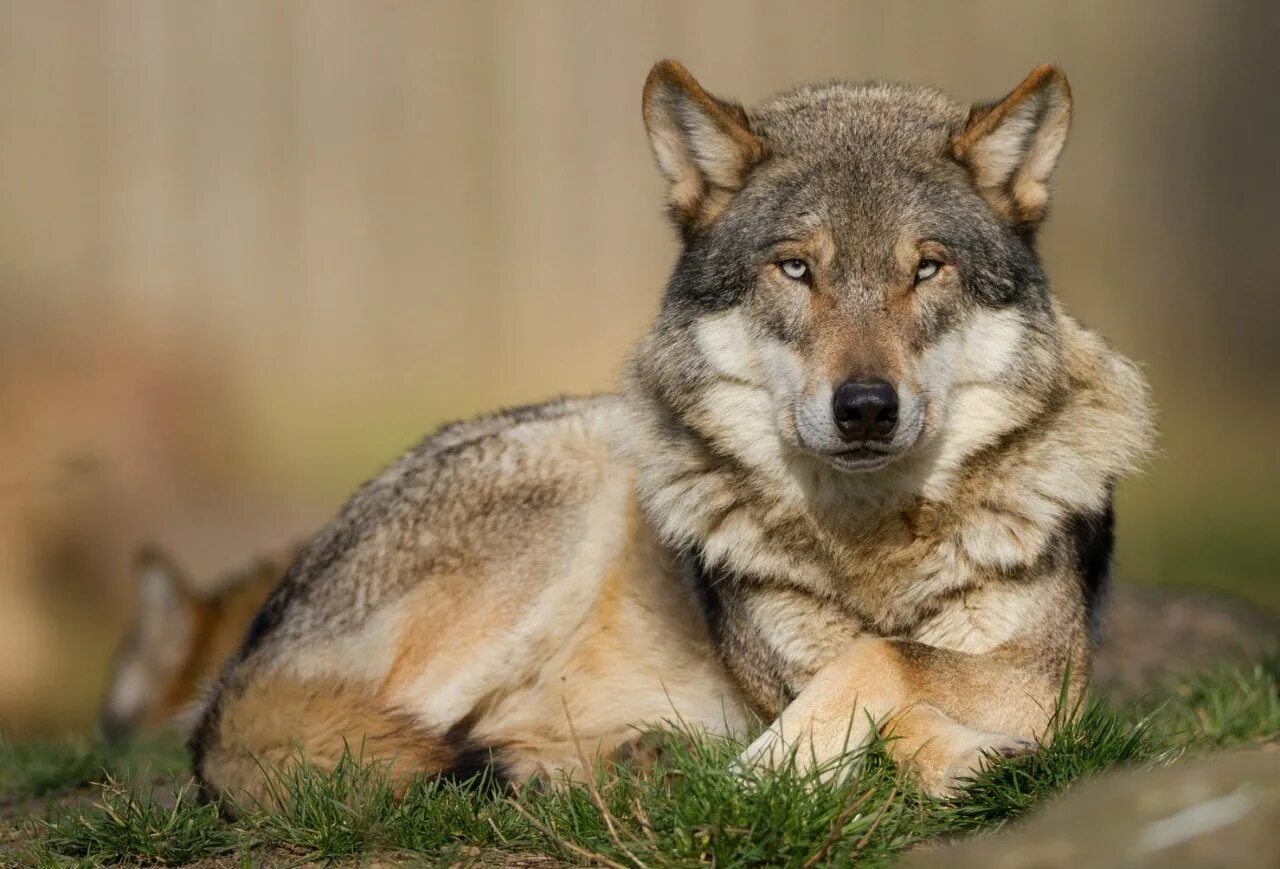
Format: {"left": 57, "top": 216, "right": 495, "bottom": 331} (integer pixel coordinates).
{"left": 1, "top": 655, "right": 1277, "bottom": 867}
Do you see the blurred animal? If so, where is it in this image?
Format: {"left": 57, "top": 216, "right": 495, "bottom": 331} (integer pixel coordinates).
{"left": 193, "top": 60, "right": 1154, "bottom": 807}
{"left": 100, "top": 544, "right": 290, "bottom": 742}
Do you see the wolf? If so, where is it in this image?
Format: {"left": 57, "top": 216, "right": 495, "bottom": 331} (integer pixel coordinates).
{"left": 100, "top": 544, "right": 290, "bottom": 742}
{"left": 192, "top": 60, "right": 1154, "bottom": 805}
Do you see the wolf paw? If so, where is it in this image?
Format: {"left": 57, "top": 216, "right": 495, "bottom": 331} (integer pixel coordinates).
{"left": 913, "top": 727, "right": 1036, "bottom": 798}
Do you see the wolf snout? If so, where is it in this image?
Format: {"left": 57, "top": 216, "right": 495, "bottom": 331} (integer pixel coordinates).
{"left": 832, "top": 379, "right": 898, "bottom": 442}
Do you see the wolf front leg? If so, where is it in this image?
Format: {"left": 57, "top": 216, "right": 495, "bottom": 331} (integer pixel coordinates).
{"left": 736, "top": 637, "right": 1077, "bottom": 796}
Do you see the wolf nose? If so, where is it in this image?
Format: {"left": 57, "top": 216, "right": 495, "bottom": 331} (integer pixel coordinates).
{"left": 832, "top": 379, "right": 899, "bottom": 442}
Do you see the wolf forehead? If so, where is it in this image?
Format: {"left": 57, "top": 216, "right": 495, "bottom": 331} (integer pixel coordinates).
{"left": 750, "top": 81, "right": 966, "bottom": 161}
{"left": 724, "top": 84, "right": 995, "bottom": 278}
{"left": 696, "top": 79, "right": 1014, "bottom": 259}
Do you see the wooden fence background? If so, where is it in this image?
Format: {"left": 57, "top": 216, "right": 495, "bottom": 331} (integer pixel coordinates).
{"left": 1, "top": 0, "right": 1276, "bottom": 729}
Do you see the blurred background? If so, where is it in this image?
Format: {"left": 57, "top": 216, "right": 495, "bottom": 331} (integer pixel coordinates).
{"left": 1, "top": 0, "right": 1277, "bottom": 733}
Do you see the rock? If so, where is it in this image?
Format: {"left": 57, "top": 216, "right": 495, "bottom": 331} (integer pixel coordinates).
{"left": 903, "top": 750, "right": 1280, "bottom": 868}
{"left": 1093, "top": 585, "right": 1279, "bottom": 699}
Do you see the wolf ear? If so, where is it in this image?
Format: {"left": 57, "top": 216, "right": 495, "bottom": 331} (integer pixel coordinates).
{"left": 643, "top": 60, "right": 766, "bottom": 234}
{"left": 953, "top": 65, "right": 1072, "bottom": 230}
{"left": 101, "top": 546, "right": 200, "bottom": 742}
{"left": 134, "top": 544, "right": 196, "bottom": 627}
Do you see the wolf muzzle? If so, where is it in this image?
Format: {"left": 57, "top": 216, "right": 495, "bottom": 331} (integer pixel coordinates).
{"left": 833, "top": 378, "right": 899, "bottom": 443}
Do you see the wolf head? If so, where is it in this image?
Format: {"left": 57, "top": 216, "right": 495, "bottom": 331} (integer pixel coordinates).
{"left": 632, "top": 61, "right": 1075, "bottom": 483}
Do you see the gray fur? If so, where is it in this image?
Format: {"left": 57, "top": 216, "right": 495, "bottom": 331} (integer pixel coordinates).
{"left": 627, "top": 67, "right": 1152, "bottom": 712}
{"left": 193, "top": 63, "right": 1155, "bottom": 800}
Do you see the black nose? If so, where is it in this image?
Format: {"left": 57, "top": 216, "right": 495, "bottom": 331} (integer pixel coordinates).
{"left": 832, "top": 379, "right": 899, "bottom": 442}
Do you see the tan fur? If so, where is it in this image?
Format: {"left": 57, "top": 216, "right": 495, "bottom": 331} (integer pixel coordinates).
{"left": 198, "top": 562, "right": 283, "bottom": 674}
{"left": 193, "top": 63, "right": 1155, "bottom": 802}
{"left": 457, "top": 503, "right": 749, "bottom": 781}
{"left": 738, "top": 620, "right": 1083, "bottom": 795}
{"left": 198, "top": 673, "right": 459, "bottom": 811}
{"left": 101, "top": 545, "right": 289, "bottom": 741}
{"left": 195, "top": 400, "right": 749, "bottom": 800}
{"left": 954, "top": 65, "right": 1073, "bottom": 225}
{"left": 643, "top": 60, "right": 766, "bottom": 230}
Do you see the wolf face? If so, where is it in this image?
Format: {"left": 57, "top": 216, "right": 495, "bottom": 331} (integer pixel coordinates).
{"left": 636, "top": 63, "right": 1073, "bottom": 482}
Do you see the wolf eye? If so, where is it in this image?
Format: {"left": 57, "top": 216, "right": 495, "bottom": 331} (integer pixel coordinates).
{"left": 915, "top": 259, "right": 942, "bottom": 284}
{"left": 779, "top": 259, "right": 810, "bottom": 281}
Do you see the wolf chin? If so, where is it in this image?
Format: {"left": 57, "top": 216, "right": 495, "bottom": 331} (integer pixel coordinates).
{"left": 192, "top": 61, "right": 1154, "bottom": 806}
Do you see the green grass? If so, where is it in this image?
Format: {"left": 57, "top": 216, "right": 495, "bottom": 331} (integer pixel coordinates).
{"left": 6, "top": 659, "right": 1277, "bottom": 868}
{"left": 0, "top": 735, "right": 188, "bottom": 801}
{"left": 34, "top": 779, "right": 235, "bottom": 866}
{"left": 0, "top": 738, "right": 114, "bottom": 800}
{"left": 1145, "top": 656, "right": 1280, "bottom": 748}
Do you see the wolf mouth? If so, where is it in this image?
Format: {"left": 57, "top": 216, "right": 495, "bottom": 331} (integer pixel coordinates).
{"left": 822, "top": 445, "right": 900, "bottom": 471}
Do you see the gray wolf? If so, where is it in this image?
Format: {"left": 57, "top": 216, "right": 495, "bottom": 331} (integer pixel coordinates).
{"left": 192, "top": 60, "right": 1154, "bottom": 805}
{"left": 100, "top": 544, "right": 289, "bottom": 742}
